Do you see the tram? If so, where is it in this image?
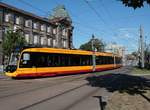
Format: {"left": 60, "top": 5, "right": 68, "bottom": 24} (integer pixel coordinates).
{"left": 5, "top": 47, "right": 122, "bottom": 78}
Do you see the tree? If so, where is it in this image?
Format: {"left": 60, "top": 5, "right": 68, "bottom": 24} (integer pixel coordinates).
{"left": 2, "top": 30, "right": 27, "bottom": 56}
{"left": 144, "top": 44, "right": 150, "bottom": 69}
{"left": 131, "top": 51, "right": 138, "bottom": 58}
{"left": 120, "top": 0, "right": 150, "bottom": 9}
{"left": 79, "top": 36, "right": 105, "bottom": 52}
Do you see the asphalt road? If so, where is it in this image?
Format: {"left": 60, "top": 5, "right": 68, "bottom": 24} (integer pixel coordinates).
{"left": 0, "top": 67, "right": 149, "bottom": 110}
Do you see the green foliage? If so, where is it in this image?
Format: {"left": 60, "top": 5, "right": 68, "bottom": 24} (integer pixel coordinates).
{"left": 79, "top": 37, "right": 105, "bottom": 52}
{"left": 2, "top": 30, "right": 27, "bottom": 56}
{"left": 79, "top": 42, "right": 92, "bottom": 51}
{"left": 137, "top": 44, "right": 150, "bottom": 69}
{"left": 120, "top": 0, "right": 150, "bottom": 9}
{"left": 145, "top": 44, "right": 150, "bottom": 69}
{"left": 131, "top": 51, "right": 138, "bottom": 58}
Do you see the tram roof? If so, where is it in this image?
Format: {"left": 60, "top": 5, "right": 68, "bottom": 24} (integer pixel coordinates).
{"left": 22, "top": 48, "right": 120, "bottom": 57}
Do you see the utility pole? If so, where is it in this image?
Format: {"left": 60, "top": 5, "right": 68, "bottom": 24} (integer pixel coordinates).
{"left": 139, "top": 25, "right": 145, "bottom": 68}
{"left": 145, "top": 36, "right": 147, "bottom": 49}
{"left": 92, "top": 34, "right": 96, "bottom": 72}
{"left": 113, "top": 48, "right": 116, "bottom": 68}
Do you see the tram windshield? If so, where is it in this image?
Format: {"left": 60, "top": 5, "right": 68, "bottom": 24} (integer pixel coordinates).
{"left": 5, "top": 52, "right": 19, "bottom": 72}
{"left": 9, "top": 53, "right": 19, "bottom": 65}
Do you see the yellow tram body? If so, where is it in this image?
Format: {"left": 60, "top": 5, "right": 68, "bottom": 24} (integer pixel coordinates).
{"left": 5, "top": 48, "right": 122, "bottom": 78}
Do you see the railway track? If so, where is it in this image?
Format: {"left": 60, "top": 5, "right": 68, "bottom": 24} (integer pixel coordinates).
{"left": 19, "top": 83, "right": 89, "bottom": 110}
{"left": 0, "top": 67, "right": 130, "bottom": 110}
{"left": 0, "top": 67, "right": 126, "bottom": 100}
{"left": 0, "top": 73, "right": 90, "bottom": 99}
{"left": 18, "top": 70, "right": 123, "bottom": 110}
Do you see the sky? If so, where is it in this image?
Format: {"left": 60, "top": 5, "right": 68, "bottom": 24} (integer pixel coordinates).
{"left": 1, "top": 0, "right": 150, "bottom": 53}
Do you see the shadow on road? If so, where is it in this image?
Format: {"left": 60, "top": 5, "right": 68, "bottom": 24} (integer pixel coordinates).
{"left": 86, "top": 73, "right": 150, "bottom": 102}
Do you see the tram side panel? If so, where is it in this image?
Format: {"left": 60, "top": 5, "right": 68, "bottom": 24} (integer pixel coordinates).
{"left": 6, "top": 50, "right": 122, "bottom": 78}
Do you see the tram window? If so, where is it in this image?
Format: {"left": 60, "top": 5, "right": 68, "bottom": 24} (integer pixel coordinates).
{"left": 105, "top": 56, "right": 108, "bottom": 64}
{"left": 108, "top": 57, "right": 111, "bottom": 64}
{"left": 96, "top": 57, "right": 99, "bottom": 65}
{"left": 81, "top": 56, "right": 86, "bottom": 66}
{"left": 110, "top": 57, "right": 113, "bottom": 64}
{"left": 96, "top": 56, "right": 101, "bottom": 65}
{"left": 53, "top": 54, "right": 60, "bottom": 67}
{"left": 102, "top": 56, "right": 104, "bottom": 64}
{"left": 19, "top": 52, "right": 36, "bottom": 68}
{"left": 107, "top": 57, "right": 110, "bottom": 64}
{"left": 23, "top": 53, "right": 30, "bottom": 61}
{"left": 80, "top": 55, "right": 91, "bottom": 66}
{"left": 59, "top": 54, "right": 64, "bottom": 66}
{"left": 107, "top": 57, "right": 109, "bottom": 64}
{"left": 70, "top": 55, "right": 80, "bottom": 66}
{"left": 20, "top": 52, "right": 94, "bottom": 68}
{"left": 104, "top": 56, "right": 107, "bottom": 64}
{"left": 89, "top": 56, "right": 92, "bottom": 65}
{"left": 59, "top": 54, "right": 70, "bottom": 66}
{"left": 47, "top": 55, "right": 52, "bottom": 66}
{"left": 36, "top": 54, "right": 48, "bottom": 67}
{"left": 103, "top": 56, "right": 105, "bottom": 64}
{"left": 88, "top": 56, "right": 92, "bottom": 65}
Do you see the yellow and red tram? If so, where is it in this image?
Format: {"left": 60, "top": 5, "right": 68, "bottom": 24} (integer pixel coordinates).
{"left": 5, "top": 47, "right": 122, "bottom": 78}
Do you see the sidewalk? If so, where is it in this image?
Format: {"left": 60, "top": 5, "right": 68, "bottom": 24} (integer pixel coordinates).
{"left": 0, "top": 72, "right": 8, "bottom": 79}
{"left": 106, "top": 91, "right": 150, "bottom": 110}
{"left": 105, "top": 68, "right": 150, "bottom": 110}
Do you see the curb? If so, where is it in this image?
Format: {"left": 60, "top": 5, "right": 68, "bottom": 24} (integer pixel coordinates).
{"left": 131, "top": 74, "right": 150, "bottom": 76}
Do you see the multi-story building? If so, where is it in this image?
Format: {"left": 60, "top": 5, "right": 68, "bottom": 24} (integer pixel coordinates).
{"left": 106, "top": 43, "right": 125, "bottom": 65}
{"left": 0, "top": 2, "right": 73, "bottom": 65}
{"left": 106, "top": 43, "right": 125, "bottom": 56}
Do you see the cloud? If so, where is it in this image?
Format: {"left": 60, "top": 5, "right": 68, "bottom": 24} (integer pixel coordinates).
{"left": 86, "top": 0, "right": 96, "bottom": 2}
{"left": 118, "top": 27, "right": 137, "bottom": 31}
{"left": 115, "top": 27, "right": 139, "bottom": 41}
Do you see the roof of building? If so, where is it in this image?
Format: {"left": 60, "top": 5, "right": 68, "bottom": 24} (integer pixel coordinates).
{"left": 49, "top": 5, "right": 72, "bottom": 22}
{"left": 0, "top": 2, "right": 55, "bottom": 25}
{"left": 50, "top": 17, "right": 72, "bottom": 27}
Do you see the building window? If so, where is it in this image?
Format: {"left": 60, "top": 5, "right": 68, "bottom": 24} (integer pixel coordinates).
{"left": 47, "top": 38, "right": 52, "bottom": 46}
{"left": 14, "top": 25, "right": 18, "bottom": 32}
{"left": 62, "top": 29, "right": 66, "bottom": 36}
{"left": 41, "top": 25, "right": 46, "bottom": 31}
{"left": 53, "top": 39, "right": 56, "bottom": 47}
{"left": 33, "top": 35, "right": 38, "bottom": 44}
{"left": 25, "top": 20, "right": 31, "bottom": 27}
{"left": 47, "top": 26, "right": 51, "bottom": 33}
{"left": 63, "top": 40, "right": 67, "bottom": 48}
{"left": 41, "top": 37, "right": 46, "bottom": 45}
{"left": 25, "top": 33, "right": 30, "bottom": 43}
{"left": 15, "top": 16, "right": 20, "bottom": 25}
{"left": 53, "top": 28, "right": 57, "bottom": 34}
{"left": 5, "top": 13, "right": 11, "bottom": 22}
{"left": 3, "top": 27, "right": 9, "bottom": 34}
{"left": 33, "top": 22, "right": 38, "bottom": 29}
